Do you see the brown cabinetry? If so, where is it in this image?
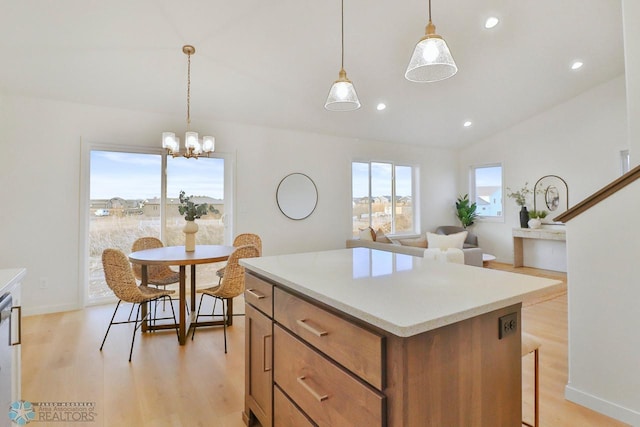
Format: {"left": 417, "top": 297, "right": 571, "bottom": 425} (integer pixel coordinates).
{"left": 244, "top": 275, "right": 274, "bottom": 427}
{"left": 244, "top": 271, "right": 522, "bottom": 427}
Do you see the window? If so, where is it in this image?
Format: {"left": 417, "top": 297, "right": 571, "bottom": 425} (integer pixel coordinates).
{"left": 83, "top": 144, "right": 232, "bottom": 304}
{"left": 352, "top": 161, "right": 417, "bottom": 237}
{"left": 471, "top": 164, "right": 503, "bottom": 218}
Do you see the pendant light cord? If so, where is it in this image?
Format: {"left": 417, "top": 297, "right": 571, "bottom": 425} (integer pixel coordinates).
{"left": 186, "top": 51, "right": 191, "bottom": 128}
{"left": 341, "top": 0, "right": 344, "bottom": 70}
{"left": 428, "top": 0, "right": 432, "bottom": 24}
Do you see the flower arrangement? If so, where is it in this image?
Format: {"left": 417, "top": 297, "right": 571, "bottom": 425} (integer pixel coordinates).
{"left": 506, "top": 183, "right": 534, "bottom": 207}
{"left": 178, "top": 191, "right": 219, "bottom": 221}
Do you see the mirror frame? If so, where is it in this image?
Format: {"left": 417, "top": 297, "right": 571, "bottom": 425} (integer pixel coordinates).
{"left": 276, "top": 173, "right": 318, "bottom": 220}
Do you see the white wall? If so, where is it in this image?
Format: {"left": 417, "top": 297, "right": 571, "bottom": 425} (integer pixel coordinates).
{"left": 458, "top": 76, "right": 627, "bottom": 271}
{"left": 623, "top": 0, "right": 640, "bottom": 167}
{"left": 561, "top": 2, "right": 640, "bottom": 424}
{"left": 564, "top": 183, "right": 640, "bottom": 425}
{"left": 0, "top": 94, "right": 457, "bottom": 315}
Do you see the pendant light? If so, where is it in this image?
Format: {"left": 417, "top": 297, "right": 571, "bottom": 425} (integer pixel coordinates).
{"left": 405, "top": 0, "right": 458, "bottom": 83}
{"left": 162, "top": 45, "right": 215, "bottom": 159}
{"left": 325, "top": 0, "right": 361, "bottom": 111}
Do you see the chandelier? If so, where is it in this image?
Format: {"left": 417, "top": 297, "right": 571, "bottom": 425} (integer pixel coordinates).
{"left": 162, "top": 45, "right": 215, "bottom": 159}
{"left": 405, "top": 0, "right": 457, "bottom": 83}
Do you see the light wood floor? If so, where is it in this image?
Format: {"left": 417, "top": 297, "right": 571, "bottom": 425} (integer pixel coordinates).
{"left": 21, "top": 264, "right": 629, "bottom": 427}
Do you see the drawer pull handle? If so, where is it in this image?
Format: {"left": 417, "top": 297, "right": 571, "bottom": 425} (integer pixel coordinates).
{"left": 296, "top": 319, "right": 328, "bottom": 337}
{"left": 246, "top": 289, "right": 266, "bottom": 300}
{"left": 297, "top": 376, "right": 328, "bottom": 402}
{"left": 263, "top": 334, "right": 272, "bottom": 372}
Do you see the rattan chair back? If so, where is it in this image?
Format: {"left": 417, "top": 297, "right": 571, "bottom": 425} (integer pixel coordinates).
{"left": 131, "top": 237, "right": 179, "bottom": 284}
{"left": 232, "top": 233, "right": 262, "bottom": 255}
{"left": 213, "top": 245, "right": 260, "bottom": 299}
{"left": 103, "top": 248, "right": 157, "bottom": 304}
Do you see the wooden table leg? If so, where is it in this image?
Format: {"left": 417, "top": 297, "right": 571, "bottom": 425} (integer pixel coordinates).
{"left": 179, "top": 265, "right": 187, "bottom": 345}
{"left": 513, "top": 236, "right": 524, "bottom": 267}
{"left": 190, "top": 264, "right": 197, "bottom": 311}
{"left": 226, "top": 297, "right": 233, "bottom": 326}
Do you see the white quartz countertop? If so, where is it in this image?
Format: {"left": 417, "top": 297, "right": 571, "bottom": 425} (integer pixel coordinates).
{"left": 240, "top": 248, "right": 563, "bottom": 337}
{"left": 0, "top": 268, "right": 26, "bottom": 294}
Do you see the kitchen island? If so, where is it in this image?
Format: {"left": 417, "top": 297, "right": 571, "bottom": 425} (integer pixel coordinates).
{"left": 241, "top": 248, "right": 562, "bottom": 427}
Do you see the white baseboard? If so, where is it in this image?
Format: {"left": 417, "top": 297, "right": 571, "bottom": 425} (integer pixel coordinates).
{"left": 22, "top": 303, "right": 81, "bottom": 317}
{"left": 565, "top": 384, "right": 640, "bottom": 426}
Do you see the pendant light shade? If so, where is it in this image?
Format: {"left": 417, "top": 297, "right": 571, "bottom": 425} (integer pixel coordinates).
{"left": 325, "top": 0, "right": 361, "bottom": 111}
{"left": 405, "top": 1, "right": 457, "bottom": 83}
{"left": 325, "top": 69, "right": 361, "bottom": 111}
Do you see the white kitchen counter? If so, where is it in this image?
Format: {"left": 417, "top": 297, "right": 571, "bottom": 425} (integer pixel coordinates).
{"left": 0, "top": 269, "right": 26, "bottom": 294}
{"left": 241, "top": 247, "right": 562, "bottom": 337}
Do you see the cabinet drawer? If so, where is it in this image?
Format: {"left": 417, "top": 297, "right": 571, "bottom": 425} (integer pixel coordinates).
{"left": 274, "top": 385, "right": 315, "bottom": 427}
{"left": 274, "top": 288, "right": 384, "bottom": 390}
{"left": 274, "top": 325, "right": 384, "bottom": 427}
{"left": 245, "top": 273, "right": 273, "bottom": 317}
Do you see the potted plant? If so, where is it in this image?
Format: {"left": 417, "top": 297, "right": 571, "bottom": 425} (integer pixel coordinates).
{"left": 455, "top": 194, "right": 477, "bottom": 228}
{"left": 178, "top": 191, "right": 218, "bottom": 221}
{"left": 527, "top": 210, "right": 547, "bottom": 229}
{"left": 506, "top": 183, "right": 534, "bottom": 228}
{"left": 178, "top": 191, "right": 219, "bottom": 251}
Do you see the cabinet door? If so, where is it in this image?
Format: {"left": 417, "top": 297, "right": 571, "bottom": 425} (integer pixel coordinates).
{"left": 245, "top": 303, "right": 273, "bottom": 427}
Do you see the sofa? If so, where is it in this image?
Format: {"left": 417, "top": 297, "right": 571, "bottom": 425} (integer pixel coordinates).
{"left": 346, "top": 226, "right": 483, "bottom": 267}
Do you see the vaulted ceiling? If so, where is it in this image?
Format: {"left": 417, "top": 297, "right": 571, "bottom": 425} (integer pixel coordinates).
{"left": 0, "top": 0, "right": 625, "bottom": 148}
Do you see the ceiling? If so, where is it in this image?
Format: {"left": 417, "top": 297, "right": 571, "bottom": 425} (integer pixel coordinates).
{"left": 0, "top": 0, "right": 625, "bottom": 149}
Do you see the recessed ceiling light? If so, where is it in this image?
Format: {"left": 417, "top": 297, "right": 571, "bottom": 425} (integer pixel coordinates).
{"left": 484, "top": 17, "right": 499, "bottom": 29}
{"left": 463, "top": 121, "right": 473, "bottom": 128}
{"left": 571, "top": 61, "right": 584, "bottom": 70}
{"left": 376, "top": 103, "right": 386, "bottom": 111}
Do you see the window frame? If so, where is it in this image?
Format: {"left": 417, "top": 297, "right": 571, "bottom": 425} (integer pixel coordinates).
{"left": 351, "top": 160, "right": 420, "bottom": 237}
{"left": 469, "top": 163, "right": 504, "bottom": 222}
{"left": 80, "top": 141, "right": 235, "bottom": 307}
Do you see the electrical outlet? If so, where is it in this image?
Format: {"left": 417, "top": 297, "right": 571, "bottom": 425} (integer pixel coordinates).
{"left": 498, "top": 312, "right": 518, "bottom": 339}
{"left": 39, "top": 277, "right": 48, "bottom": 289}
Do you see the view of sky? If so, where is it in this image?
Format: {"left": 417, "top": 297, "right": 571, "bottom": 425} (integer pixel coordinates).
{"left": 352, "top": 162, "right": 413, "bottom": 198}
{"left": 90, "top": 151, "right": 224, "bottom": 200}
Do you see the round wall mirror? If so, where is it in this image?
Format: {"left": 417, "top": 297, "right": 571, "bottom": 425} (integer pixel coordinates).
{"left": 276, "top": 173, "right": 318, "bottom": 220}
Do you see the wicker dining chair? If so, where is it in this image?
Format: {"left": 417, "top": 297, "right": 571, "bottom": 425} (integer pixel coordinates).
{"left": 192, "top": 244, "right": 260, "bottom": 352}
{"left": 100, "top": 248, "right": 179, "bottom": 361}
{"left": 215, "top": 233, "right": 262, "bottom": 282}
{"left": 131, "top": 237, "right": 181, "bottom": 289}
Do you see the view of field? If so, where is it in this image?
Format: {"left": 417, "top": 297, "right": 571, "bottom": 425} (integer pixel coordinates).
{"left": 89, "top": 213, "right": 224, "bottom": 299}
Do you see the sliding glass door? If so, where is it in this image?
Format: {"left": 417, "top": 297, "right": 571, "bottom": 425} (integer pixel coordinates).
{"left": 85, "top": 145, "right": 229, "bottom": 304}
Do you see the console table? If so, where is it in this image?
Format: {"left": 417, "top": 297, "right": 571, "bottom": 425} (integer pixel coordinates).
{"left": 513, "top": 227, "right": 566, "bottom": 267}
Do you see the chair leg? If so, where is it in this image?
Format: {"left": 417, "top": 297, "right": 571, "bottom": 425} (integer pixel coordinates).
{"left": 534, "top": 348, "right": 539, "bottom": 427}
{"left": 191, "top": 293, "right": 206, "bottom": 340}
{"left": 100, "top": 300, "right": 122, "bottom": 351}
{"left": 165, "top": 296, "right": 179, "bottom": 341}
{"left": 522, "top": 348, "right": 540, "bottom": 427}
{"left": 222, "top": 297, "right": 227, "bottom": 353}
{"left": 129, "top": 303, "right": 143, "bottom": 362}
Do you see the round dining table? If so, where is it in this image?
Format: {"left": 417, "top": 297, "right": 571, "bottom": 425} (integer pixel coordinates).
{"left": 129, "top": 244, "right": 235, "bottom": 345}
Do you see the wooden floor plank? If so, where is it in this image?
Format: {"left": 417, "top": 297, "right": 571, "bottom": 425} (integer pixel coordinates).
{"left": 21, "top": 266, "right": 629, "bottom": 426}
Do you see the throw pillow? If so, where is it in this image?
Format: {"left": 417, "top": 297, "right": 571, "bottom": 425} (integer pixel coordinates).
{"left": 397, "top": 236, "right": 428, "bottom": 248}
{"left": 375, "top": 228, "right": 392, "bottom": 243}
{"left": 426, "top": 231, "right": 468, "bottom": 250}
{"left": 358, "top": 227, "right": 376, "bottom": 241}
